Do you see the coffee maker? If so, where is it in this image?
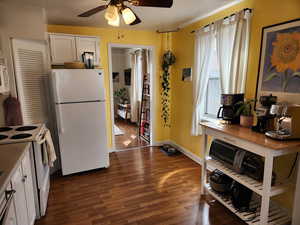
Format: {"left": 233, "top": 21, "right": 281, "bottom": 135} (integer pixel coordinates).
{"left": 252, "top": 94, "right": 277, "bottom": 133}
{"left": 265, "top": 104, "right": 300, "bottom": 140}
{"left": 217, "top": 94, "right": 244, "bottom": 124}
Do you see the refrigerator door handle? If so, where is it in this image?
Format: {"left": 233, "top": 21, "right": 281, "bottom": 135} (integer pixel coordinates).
{"left": 57, "top": 104, "right": 64, "bottom": 134}
{"left": 53, "top": 72, "right": 61, "bottom": 103}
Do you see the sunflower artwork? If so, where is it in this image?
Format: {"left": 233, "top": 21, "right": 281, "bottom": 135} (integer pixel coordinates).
{"left": 259, "top": 20, "right": 300, "bottom": 94}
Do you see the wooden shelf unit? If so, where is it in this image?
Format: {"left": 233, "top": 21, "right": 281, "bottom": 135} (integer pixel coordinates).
{"left": 200, "top": 121, "right": 300, "bottom": 225}
{"left": 206, "top": 184, "right": 290, "bottom": 225}
{"left": 139, "top": 73, "right": 150, "bottom": 143}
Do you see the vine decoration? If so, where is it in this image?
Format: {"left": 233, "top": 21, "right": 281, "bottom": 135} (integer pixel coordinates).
{"left": 161, "top": 50, "right": 176, "bottom": 127}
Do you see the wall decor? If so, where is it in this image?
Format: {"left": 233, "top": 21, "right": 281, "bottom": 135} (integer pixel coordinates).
{"left": 124, "top": 68, "right": 131, "bottom": 86}
{"left": 182, "top": 68, "right": 192, "bottom": 81}
{"left": 112, "top": 72, "right": 119, "bottom": 83}
{"left": 256, "top": 18, "right": 300, "bottom": 104}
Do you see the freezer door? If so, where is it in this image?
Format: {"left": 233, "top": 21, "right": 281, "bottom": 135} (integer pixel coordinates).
{"left": 52, "top": 69, "right": 105, "bottom": 103}
{"left": 56, "top": 101, "right": 109, "bottom": 175}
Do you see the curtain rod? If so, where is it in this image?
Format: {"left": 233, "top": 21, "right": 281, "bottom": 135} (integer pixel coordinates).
{"left": 190, "top": 8, "right": 252, "bottom": 34}
{"left": 156, "top": 28, "right": 180, "bottom": 33}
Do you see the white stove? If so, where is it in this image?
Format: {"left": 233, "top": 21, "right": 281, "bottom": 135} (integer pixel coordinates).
{"left": 0, "top": 124, "right": 45, "bottom": 144}
{"left": 0, "top": 124, "right": 50, "bottom": 219}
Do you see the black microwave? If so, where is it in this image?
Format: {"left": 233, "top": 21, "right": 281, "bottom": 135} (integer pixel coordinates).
{"left": 209, "top": 139, "right": 266, "bottom": 182}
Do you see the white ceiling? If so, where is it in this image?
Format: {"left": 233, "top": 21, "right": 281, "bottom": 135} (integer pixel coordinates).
{"left": 3, "top": 0, "right": 243, "bottom": 30}
{"left": 45, "top": 0, "right": 243, "bottom": 30}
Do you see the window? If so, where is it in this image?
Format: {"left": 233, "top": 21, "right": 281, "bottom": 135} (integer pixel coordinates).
{"left": 204, "top": 39, "right": 221, "bottom": 119}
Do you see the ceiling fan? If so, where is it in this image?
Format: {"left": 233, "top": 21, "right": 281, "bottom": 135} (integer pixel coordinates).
{"left": 78, "top": 0, "right": 173, "bottom": 27}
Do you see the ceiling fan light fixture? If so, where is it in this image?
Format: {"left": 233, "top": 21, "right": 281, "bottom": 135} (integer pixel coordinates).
{"left": 108, "top": 13, "right": 120, "bottom": 26}
{"left": 105, "top": 5, "right": 118, "bottom": 21}
{"left": 122, "top": 7, "right": 136, "bottom": 25}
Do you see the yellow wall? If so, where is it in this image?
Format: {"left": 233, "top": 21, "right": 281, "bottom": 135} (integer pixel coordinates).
{"left": 47, "top": 25, "right": 171, "bottom": 147}
{"left": 170, "top": 0, "right": 300, "bottom": 209}
{"left": 171, "top": 0, "right": 300, "bottom": 156}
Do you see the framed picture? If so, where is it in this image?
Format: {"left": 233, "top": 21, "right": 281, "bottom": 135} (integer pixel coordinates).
{"left": 256, "top": 18, "right": 300, "bottom": 105}
{"left": 112, "top": 72, "right": 119, "bottom": 83}
{"left": 124, "top": 68, "right": 131, "bottom": 86}
{"left": 182, "top": 68, "right": 192, "bottom": 82}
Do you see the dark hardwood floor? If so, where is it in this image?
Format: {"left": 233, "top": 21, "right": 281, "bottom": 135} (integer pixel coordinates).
{"left": 36, "top": 147, "right": 244, "bottom": 225}
{"left": 114, "top": 118, "right": 148, "bottom": 150}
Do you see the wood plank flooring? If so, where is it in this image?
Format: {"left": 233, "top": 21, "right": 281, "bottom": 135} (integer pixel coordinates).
{"left": 114, "top": 119, "right": 148, "bottom": 150}
{"left": 36, "top": 147, "right": 244, "bottom": 225}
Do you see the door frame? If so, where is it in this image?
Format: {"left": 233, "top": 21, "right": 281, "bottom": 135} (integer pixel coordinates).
{"left": 108, "top": 43, "right": 156, "bottom": 151}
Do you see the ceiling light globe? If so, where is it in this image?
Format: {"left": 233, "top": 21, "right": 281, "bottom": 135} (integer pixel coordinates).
{"left": 122, "top": 8, "right": 136, "bottom": 25}
{"left": 108, "top": 13, "right": 120, "bottom": 26}
{"left": 105, "top": 5, "right": 118, "bottom": 21}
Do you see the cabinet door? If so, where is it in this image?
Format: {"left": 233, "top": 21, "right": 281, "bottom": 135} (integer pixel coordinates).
{"left": 11, "top": 166, "right": 29, "bottom": 225}
{"left": 49, "top": 34, "right": 76, "bottom": 65}
{"left": 21, "top": 151, "right": 36, "bottom": 225}
{"left": 76, "top": 37, "right": 100, "bottom": 65}
{"left": 3, "top": 191, "right": 18, "bottom": 225}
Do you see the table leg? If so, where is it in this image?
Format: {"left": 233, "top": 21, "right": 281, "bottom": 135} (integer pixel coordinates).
{"left": 201, "top": 132, "right": 207, "bottom": 196}
{"left": 260, "top": 154, "right": 273, "bottom": 224}
{"left": 292, "top": 155, "right": 300, "bottom": 225}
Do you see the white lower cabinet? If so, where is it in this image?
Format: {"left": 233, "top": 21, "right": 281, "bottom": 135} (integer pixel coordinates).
{"left": 10, "top": 151, "right": 36, "bottom": 225}
{"left": 21, "top": 151, "right": 36, "bottom": 225}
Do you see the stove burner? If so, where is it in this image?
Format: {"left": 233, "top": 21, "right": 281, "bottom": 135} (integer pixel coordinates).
{"left": 0, "top": 127, "right": 13, "bottom": 132}
{"left": 0, "top": 134, "right": 8, "bottom": 140}
{"left": 15, "top": 126, "right": 38, "bottom": 132}
{"left": 10, "top": 133, "right": 32, "bottom": 140}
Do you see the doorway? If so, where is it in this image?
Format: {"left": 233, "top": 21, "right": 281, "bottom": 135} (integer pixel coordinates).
{"left": 108, "top": 44, "right": 155, "bottom": 151}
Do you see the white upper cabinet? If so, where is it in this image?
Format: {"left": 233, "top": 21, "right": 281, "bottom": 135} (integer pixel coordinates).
{"left": 49, "top": 33, "right": 100, "bottom": 66}
{"left": 76, "top": 37, "right": 100, "bottom": 66}
{"left": 49, "top": 34, "right": 77, "bottom": 65}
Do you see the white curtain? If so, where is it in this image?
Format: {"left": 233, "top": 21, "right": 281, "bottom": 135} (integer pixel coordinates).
{"left": 215, "top": 10, "right": 252, "bottom": 94}
{"left": 130, "top": 50, "right": 143, "bottom": 123}
{"left": 191, "top": 26, "right": 214, "bottom": 136}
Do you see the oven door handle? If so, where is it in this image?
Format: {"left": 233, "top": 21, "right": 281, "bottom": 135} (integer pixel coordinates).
{"left": 0, "top": 190, "right": 15, "bottom": 223}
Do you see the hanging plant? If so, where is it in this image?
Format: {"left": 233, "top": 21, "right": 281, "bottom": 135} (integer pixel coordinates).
{"left": 161, "top": 50, "right": 176, "bottom": 127}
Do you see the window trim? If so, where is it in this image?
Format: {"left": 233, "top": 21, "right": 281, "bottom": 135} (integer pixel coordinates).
{"left": 204, "top": 76, "right": 221, "bottom": 121}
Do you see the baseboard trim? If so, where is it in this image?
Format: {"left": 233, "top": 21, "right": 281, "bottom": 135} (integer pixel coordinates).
{"left": 156, "top": 140, "right": 203, "bottom": 165}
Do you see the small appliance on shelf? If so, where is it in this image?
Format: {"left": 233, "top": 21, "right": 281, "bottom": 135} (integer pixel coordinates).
{"left": 209, "top": 139, "right": 276, "bottom": 183}
{"left": 265, "top": 104, "right": 300, "bottom": 140}
{"left": 252, "top": 94, "right": 277, "bottom": 133}
{"left": 81, "top": 52, "right": 95, "bottom": 69}
{"left": 217, "top": 94, "right": 244, "bottom": 124}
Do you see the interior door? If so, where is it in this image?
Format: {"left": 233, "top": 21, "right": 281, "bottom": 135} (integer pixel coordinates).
{"left": 52, "top": 69, "right": 105, "bottom": 103}
{"left": 12, "top": 38, "right": 49, "bottom": 124}
{"left": 57, "top": 101, "right": 109, "bottom": 175}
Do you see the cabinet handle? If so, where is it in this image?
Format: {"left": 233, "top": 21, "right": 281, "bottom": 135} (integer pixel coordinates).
{"left": 22, "top": 175, "right": 28, "bottom": 182}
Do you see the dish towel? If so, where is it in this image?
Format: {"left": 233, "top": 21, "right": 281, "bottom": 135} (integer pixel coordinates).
{"left": 38, "top": 128, "right": 57, "bottom": 167}
{"left": 3, "top": 95, "right": 23, "bottom": 126}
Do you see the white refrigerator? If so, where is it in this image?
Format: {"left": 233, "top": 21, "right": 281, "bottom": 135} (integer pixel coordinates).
{"left": 51, "top": 69, "right": 109, "bottom": 175}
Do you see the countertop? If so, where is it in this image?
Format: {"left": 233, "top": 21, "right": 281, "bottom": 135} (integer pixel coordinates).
{"left": 0, "top": 143, "right": 30, "bottom": 194}
{"left": 200, "top": 121, "right": 300, "bottom": 151}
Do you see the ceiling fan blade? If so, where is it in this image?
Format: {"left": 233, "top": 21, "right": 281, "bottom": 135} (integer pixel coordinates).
{"left": 78, "top": 5, "right": 107, "bottom": 17}
{"left": 130, "top": 12, "right": 142, "bottom": 25}
{"left": 131, "top": 0, "right": 173, "bottom": 8}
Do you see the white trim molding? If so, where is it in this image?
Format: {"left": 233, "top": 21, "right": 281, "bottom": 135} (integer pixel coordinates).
{"left": 178, "top": 0, "right": 245, "bottom": 28}
{"left": 156, "top": 140, "right": 203, "bottom": 165}
{"left": 108, "top": 43, "right": 157, "bottom": 150}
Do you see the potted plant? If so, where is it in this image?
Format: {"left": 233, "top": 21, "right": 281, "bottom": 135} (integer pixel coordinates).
{"left": 114, "top": 88, "right": 129, "bottom": 104}
{"left": 235, "top": 99, "right": 255, "bottom": 128}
